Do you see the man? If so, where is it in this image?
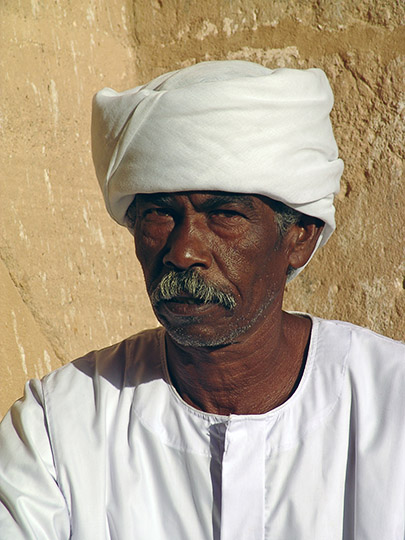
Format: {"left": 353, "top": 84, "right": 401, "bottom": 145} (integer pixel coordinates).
{"left": 0, "top": 61, "right": 404, "bottom": 539}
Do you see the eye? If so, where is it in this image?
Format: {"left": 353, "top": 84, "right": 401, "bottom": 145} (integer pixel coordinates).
{"left": 207, "top": 209, "right": 249, "bottom": 234}
{"left": 137, "top": 207, "right": 175, "bottom": 242}
{"left": 209, "top": 209, "right": 246, "bottom": 220}
{"left": 143, "top": 208, "right": 174, "bottom": 221}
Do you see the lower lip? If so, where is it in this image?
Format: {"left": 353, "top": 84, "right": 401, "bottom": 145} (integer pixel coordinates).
{"left": 157, "top": 300, "right": 219, "bottom": 317}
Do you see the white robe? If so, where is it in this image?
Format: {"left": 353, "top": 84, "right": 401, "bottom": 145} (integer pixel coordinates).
{"left": 0, "top": 316, "right": 404, "bottom": 539}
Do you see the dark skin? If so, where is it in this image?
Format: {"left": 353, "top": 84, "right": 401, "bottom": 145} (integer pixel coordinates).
{"left": 134, "top": 191, "right": 323, "bottom": 415}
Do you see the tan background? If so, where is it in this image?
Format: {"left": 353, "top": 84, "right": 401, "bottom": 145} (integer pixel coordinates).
{"left": 1, "top": 0, "right": 404, "bottom": 418}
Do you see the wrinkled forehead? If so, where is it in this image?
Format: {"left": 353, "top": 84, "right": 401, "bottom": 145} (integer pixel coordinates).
{"left": 136, "top": 190, "right": 256, "bottom": 205}
{"left": 133, "top": 190, "right": 279, "bottom": 213}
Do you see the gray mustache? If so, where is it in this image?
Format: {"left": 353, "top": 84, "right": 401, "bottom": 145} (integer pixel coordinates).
{"left": 150, "top": 270, "right": 236, "bottom": 310}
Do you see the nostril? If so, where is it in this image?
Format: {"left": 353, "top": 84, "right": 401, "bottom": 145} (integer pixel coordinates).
{"left": 162, "top": 237, "right": 211, "bottom": 271}
{"left": 163, "top": 249, "right": 210, "bottom": 271}
{"left": 163, "top": 258, "right": 181, "bottom": 270}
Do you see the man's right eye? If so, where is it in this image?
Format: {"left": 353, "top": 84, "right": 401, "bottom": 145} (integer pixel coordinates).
{"left": 144, "top": 208, "right": 171, "bottom": 217}
{"left": 142, "top": 208, "right": 174, "bottom": 222}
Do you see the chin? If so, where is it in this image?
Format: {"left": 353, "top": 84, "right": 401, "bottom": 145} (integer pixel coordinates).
{"left": 164, "top": 323, "right": 249, "bottom": 349}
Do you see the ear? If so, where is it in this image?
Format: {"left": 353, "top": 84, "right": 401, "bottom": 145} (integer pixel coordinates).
{"left": 284, "top": 216, "right": 324, "bottom": 270}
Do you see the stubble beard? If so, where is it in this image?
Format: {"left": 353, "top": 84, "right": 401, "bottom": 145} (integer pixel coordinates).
{"left": 150, "top": 269, "right": 277, "bottom": 348}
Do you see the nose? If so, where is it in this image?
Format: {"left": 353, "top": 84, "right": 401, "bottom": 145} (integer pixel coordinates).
{"left": 162, "top": 217, "right": 212, "bottom": 271}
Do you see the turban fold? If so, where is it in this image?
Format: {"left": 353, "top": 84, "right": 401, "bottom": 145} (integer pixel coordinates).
{"left": 92, "top": 60, "right": 343, "bottom": 276}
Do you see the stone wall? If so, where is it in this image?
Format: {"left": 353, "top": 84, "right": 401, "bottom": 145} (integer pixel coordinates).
{"left": 1, "top": 0, "right": 404, "bottom": 416}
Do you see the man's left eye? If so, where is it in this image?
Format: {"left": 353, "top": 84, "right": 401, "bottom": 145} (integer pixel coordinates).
{"left": 210, "top": 209, "right": 244, "bottom": 219}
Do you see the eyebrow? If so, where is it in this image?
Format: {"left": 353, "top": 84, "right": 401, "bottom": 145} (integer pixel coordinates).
{"left": 136, "top": 193, "right": 176, "bottom": 207}
{"left": 136, "top": 192, "right": 256, "bottom": 211}
{"left": 197, "top": 194, "right": 256, "bottom": 212}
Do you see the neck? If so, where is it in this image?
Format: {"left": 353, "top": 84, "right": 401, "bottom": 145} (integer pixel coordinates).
{"left": 165, "top": 310, "right": 312, "bottom": 415}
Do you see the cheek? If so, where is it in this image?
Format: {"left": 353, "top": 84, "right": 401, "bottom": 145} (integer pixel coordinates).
{"left": 217, "top": 239, "right": 285, "bottom": 297}
{"left": 135, "top": 219, "right": 170, "bottom": 253}
{"left": 134, "top": 231, "right": 167, "bottom": 285}
{"left": 136, "top": 218, "right": 173, "bottom": 244}
{"left": 213, "top": 241, "right": 263, "bottom": 290}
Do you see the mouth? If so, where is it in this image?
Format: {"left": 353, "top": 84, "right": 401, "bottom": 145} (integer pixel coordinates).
{"left": 150, "top": 269, "right": 237, "bottom": 312}
{"left": 164, "top": 294, "right": 207, "bottom": 305}
{"left": 156, "top": 295, "right": 219, "bottom": 316}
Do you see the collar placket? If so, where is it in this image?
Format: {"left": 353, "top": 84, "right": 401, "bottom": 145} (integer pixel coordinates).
{"left": 220, "top": 416, "right": 267, "bottom": 540}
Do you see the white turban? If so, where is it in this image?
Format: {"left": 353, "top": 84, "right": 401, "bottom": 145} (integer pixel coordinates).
{"left": 92, "top": 60, "right": 343, "bottom": 276}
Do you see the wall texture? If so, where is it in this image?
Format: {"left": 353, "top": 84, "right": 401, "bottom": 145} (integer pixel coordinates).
{"left": 1, "top": 0, "right": 404, "bottom": 417}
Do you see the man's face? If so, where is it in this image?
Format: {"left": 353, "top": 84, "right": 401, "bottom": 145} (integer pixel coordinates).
{"left": 134, "top": 191, "right": 293, "bottom": 348}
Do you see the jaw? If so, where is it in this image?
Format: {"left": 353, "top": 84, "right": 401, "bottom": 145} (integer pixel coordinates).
{"left": 155, "top": 286, "right": 283, "bottom": 349}
{"left": 153, "top": 300, "right": 235, "bottom": 348}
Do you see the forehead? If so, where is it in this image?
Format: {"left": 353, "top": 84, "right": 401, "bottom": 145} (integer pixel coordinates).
{"left": 135, "top": 191, "right": 270, "bottom": 211}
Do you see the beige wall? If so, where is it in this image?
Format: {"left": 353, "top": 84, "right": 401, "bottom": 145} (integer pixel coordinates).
{"left": 1, "top": 0, "right": 404, "bottom": 417}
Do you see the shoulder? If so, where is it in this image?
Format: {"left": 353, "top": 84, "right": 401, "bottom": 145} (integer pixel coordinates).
{"left": 32, "top": 327, "right": 166, "bottom": 460}
{"left": 312, "top": 317, "right": 405, "bottom": 409}
{"left": 314, "top": 317, "right": 404, "bottom": 361}
{"left": 44, "top": 327, "right": 165, "bottom": 390}
{"left": 38, "top": 327, "right": 166, "bottom": 422}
